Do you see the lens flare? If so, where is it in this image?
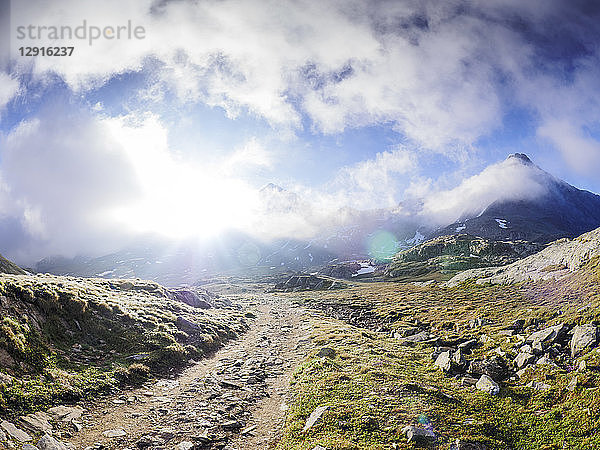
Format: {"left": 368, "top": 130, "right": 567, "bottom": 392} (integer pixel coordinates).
{"left": 367, "top": 230, "right": 399, "bottom": 261}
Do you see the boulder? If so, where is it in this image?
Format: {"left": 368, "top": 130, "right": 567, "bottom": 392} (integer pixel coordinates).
{"left": 316, "top": 347, "right": 336, "bottom": 358}
{"left": 526, "top": 323, "right": 567, "bottom": 348}
{"left": 47, "top": 406, "right": 83, "bottom": 422}
{"left": 37, "top": 434, "right": 71, "bottom": 450}
{"left": 0, "top": 420, "right": 32, "bottom": 442}
{"left": 172, "top": 289, "right": 212, "bottom": 309}
{"left": 20, "top": 411, "right": 52, "bottom": 434}
{"left": 514, "top": 352, "right": 536, "bottom": 369}
{"left": 401, "top": 425, "right": 436, "bottom": 444}
{"left": 468, "top": 356, "right": 508, "bottom": 381}
{"left": 475, "top": 375, "right": 500, "bottom": 395}
{"left": 570, "top": 324, "right": 598, "bottom": 357}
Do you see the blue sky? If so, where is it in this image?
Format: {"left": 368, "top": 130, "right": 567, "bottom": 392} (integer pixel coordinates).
{"left": 1, "top": 0, "right": 600, "bottom": 262}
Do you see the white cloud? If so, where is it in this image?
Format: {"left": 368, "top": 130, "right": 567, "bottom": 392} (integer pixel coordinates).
{"left": 538, "top": 120, "right": 600, "bottom": 175}
{"left": 421, "top": 156, "right": 551, "bottom": 225}
{"left": 0, "top": 72, "right": 19, "bottom": 110}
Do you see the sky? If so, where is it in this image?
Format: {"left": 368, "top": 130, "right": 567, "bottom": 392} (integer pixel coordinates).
{"left": 1, "top": 0, "right": 600, "bottom": 264}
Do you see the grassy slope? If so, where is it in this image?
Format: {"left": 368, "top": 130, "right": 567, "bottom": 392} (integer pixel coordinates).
{"left": 0, "top": 274, "right": 248, "bottom": 418}
{"left": 278, "top": 258, "right": 600, "bottom": 449}
{"left": 0, "top": 254, "right": 27, "bottom": 275}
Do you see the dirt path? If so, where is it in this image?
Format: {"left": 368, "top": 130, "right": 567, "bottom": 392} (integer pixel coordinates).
{"left": 65, "top": 293, "right": 312, "bottom": 450}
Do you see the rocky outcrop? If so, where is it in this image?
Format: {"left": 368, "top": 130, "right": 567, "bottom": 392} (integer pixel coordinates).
{"left": 270, "top": 274, "right": 344, "bottom": 292}
{"left": 447, "top": 226, "right": 600, "bottom": 286}
{"left": 386, "top": 234, "right": 542, "bottom": 280}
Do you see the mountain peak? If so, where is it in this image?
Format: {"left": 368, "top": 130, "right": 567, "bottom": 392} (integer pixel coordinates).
{"left": 260, "top": 182, "right": 285, "bottom": 193}
{"left": 507, "top": 153, "right": 533, "bottom": 165}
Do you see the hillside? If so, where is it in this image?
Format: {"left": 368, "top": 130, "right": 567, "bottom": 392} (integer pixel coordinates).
{"left": 385, "top": 234, "right": 543, "bottom": 282}
{"left": 0, "top": 274, "right": 247, "bottom": 419}
{"left": 0, "top": 254, "right": 27, "bottom": 275}
{"left": 447, "top": 226, "right": 600, "bottom": 286}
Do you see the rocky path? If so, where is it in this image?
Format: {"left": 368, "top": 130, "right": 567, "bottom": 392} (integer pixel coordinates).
{"left": 64, "top": 294, "right": 312, "bottom": 450}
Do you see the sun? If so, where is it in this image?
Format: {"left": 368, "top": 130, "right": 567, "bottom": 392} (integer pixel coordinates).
{"left": 104, "top": 115, "right": 260, "bottom": 239}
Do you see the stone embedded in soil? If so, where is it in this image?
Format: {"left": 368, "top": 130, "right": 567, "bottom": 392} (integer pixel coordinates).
{"left": 303, "top": 405, "right": 329, "bottom": 432}
{"left": 515, "top": 352, "right": 536, "bottom": 369}
{"left": 20, "top": 411, "right": 53, "bottom": 433}
{"left": 102, "top": 428, "right": 127, "bottom": 438}
{"left": 37, "top": 433, "right": 71, "bottom": 450}
{"left": 317, "top": 347, "right": 336, "bottom": 358}
{"left": 402, "top": 425, "right": 436, "bottom": 444}
{"left": 475, "top": 375, "right": 500, "bottom": 395}
{"left": 0, "top": 420, "right": 32, "bottom": 442}
{"left": 47, "top": 406, "right": 84, "bottom": 422}
{"left": 570, "top": 324, "right": 598, "bottom": 357}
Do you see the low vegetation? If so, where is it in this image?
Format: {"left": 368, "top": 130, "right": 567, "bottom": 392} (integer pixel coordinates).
{"left": 0, "top": 274, "right": 248, "bottom": 417}
{"left": 278, "top": 258, "right": 600, "bottom": 449}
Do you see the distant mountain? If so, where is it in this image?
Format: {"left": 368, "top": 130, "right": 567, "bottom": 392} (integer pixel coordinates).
{"left": 433, "top": 154, "right": 600, "bottom": 243}
{"left": 35, "top": 234, "right": 336, "bottom": 287}
{"left": 0, "top": 253, "right": 27, "bottom": 275}
{"left": 33, "top": 154, "right": 600, "bottom": 284}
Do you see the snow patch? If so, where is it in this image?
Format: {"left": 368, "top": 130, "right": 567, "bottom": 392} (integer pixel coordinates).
{"left": 406, "top": 230, "right": 425, "bottom": 245}
{"left": 455, "top": 224, "right": 466, "bottom": 232}
{"left": 494, "top": 218, "right": 508, "bottom": 229}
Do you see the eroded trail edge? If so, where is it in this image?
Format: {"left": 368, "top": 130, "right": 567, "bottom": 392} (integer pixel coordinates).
{"left": 66, "top": 293, "right": 312, "bottom": 450}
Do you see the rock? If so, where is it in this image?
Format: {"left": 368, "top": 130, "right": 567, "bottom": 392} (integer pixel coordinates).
{"left": 468, "top": 356, "right": 508, "bottom": 381}
{"left": 567, "top": 376, "right": 578, "bottom": 391}
{"left": 0, "top": 421, "right": 32, "bottom": 442}
{"left": 578, "top": 360, "right": 587, "bottom": 371}
{"left": 461, "top": 375, "right": 479, "bottom": 387}
{"left": 515, "top": 352, "right": 536, "bottom": 369}
{"left": 173, "top": 289, "right": 212, "bottom": 309}
{"left": 475, "top": 375, "right": 500, "bottom": 395}
{"left": 401, "top": 425, "right": 436, "bottom": 444}
{"left": 536, "top": 354, "right": 558, "bottom": 368}
{"left": 221, "top": 420, "right": 242, "bottom": 430}
{"left": 452, "top": 348, "right": 467, "bottom": 368}
{"left": 37, "top": 434, "right": 71, "bottom": 450}
{"left": 526, "top": 323, "right": 567, "bottom": 348}
{"left": 469, "top": 317, "right": 491, "bottom": 328}
{"left": 119, "top": 281, "right": 133, "bottom": 290}
{"left": 531, "top": 340, "right": 544, "bottom": 355}
{"left": 570, "top": 324, "right": 598, "bottom": 357}
{"left": 47, "top": 406, "right": 84, "bottom": 422}
{"left": 312, "top": 446, "right": 328, "bottom": 450}
{"left": 175, "top": 316, "right": 201, "bottom": 332}
{"left": 451, "top": 440, "right": 488, "bottom": 450}
{"left": 303, "top": 405, "right": 329, "bottom": 432}
{"left": 519, "top": 344, "right": 533, "bottom": 354}
{"left": 434, "top": 351, "right": 453, "bottom": 373}
{"left": 20, "top": 411, "right": 52, "bottom": 434}
{"left": 400, "top": 331, "right": 439, "bottom": 346}
{"left": 23, "top": 444, "right": 38, "bottom": 450}
{"left": 177, "top": 442, "right": 194, "bottom": 450}
{"left": 526, "top": 380, "right": 551, "bottom": 391}
{"left": 0, "top": 372, "right": 13, "bottom": 385}
{"left": 458, "top": 339, "right": 478, "bottom": 352}
{"left": 317, "top": 347, "right": 336, "bottom": 358}
{"left": 102, "top": 428, "right": 127, "bottom": 438}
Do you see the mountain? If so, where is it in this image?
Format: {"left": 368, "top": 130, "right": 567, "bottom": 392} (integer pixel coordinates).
{"left": 385, "top": 234, "right": 543, "bottom": 282}
{"left": 0, "top": 253, "right": 27, "bottom": 275}
{"left": 35, "top": 234, "right": 336, "bottom": 287}
{"left": 447, "top": 225, "right": 600, "bottom": 286}
{"left": 432, "top": 153, "right": 600, "bottom": 243}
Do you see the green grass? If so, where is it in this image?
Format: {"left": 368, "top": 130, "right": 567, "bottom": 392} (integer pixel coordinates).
{"left": 278, "top": 259, "right": 600, "bottom": 449}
